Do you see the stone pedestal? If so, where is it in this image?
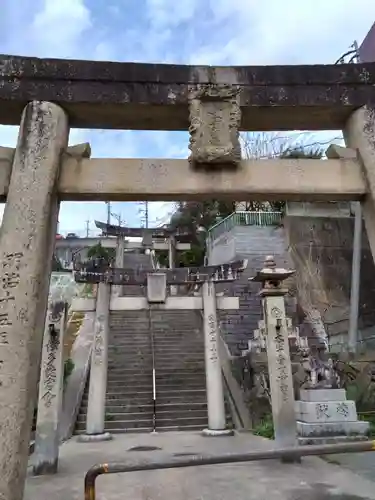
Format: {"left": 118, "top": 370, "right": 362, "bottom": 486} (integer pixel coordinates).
{"left": 78, "top": 282, "right": 112, "bottom": 442}
{"left": 0, "top": 101, "right": 68, "bottom": 500}
{"left": 202, "top": 279, "right": 232, "bottom": 436}
{"left": 296, "top": 389, "right": 369, "bottom": 445}
{"left": 33, "top": 301, "right": 67, "bottom": 475}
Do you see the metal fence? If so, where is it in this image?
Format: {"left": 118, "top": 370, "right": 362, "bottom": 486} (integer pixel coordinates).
{"left": 208, "top": 211, "right": 282, "bottom": 242}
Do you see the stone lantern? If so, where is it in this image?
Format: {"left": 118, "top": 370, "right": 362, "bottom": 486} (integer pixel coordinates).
{"left": 250, "top": 256, "right": 298, "bottom": 453}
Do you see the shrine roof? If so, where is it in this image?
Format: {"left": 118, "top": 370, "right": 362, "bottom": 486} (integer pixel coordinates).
{"left": 1, "top": 54, "right": 375, "bottom": 130}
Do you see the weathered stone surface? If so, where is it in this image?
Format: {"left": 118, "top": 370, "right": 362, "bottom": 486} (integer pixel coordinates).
{"left": 263, "top": 295, "right": 297, "bottom": 447}
{"left": 2, "top": 55, "right": 375, "bottom": 130}
{"left": 300, "top": 388, "right": 347, "bottom": 402}
{"left": 345, "top": 106, "right": 375, "bottom": 272}
{"left": 85, "top": 283, "right": 110, "bottom": 436}
{"left": 325, "top": 144, "right": 357, "bottom": 159}
{"left": 0, "top": 101, "right": 68, "bottom": 500}
{"left": 23, "top": 432, "right": 375, "bottom": 500}
{"left": 296, "top": 420, "right": 369, "bottom": 437}
{"left": 202, "top": 280, "right": 227, "bottom": 432}
{"left": 188, "top": 85, "right": 241, "bottom": 167}
{"left": 65, "top": 142, "right": 91, "bottom": 158}
{"left": 59, "top": 313, "right": 95, "bottom": 442}
{"left": 33, "top": 301, "right": 67, "bottom": 476}
{"left": 295, "top": 400, "right": 358, "bottom": 423}
{"left": 147, "top": 273, "right": 167, "bottom": 303}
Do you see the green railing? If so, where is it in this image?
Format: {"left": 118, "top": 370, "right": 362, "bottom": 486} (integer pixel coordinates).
{"left": 208, "top": 211, "right": 282, "bottom": 243}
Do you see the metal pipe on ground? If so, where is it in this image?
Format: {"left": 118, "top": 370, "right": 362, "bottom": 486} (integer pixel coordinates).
{"left": 84, "top": 440, "right": 375, "bottom": 500}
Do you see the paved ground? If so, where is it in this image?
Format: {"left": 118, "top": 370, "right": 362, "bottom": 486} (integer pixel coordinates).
{"left": 323, "top": 451, "right": 375, "bottom": 483}
{"left": 25, "top": 432, "right": 375, "bottom": 500}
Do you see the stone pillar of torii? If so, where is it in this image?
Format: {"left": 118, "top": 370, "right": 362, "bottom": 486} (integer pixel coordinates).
{"left": 71, "top": 259, "right": 247, "bottom": 443}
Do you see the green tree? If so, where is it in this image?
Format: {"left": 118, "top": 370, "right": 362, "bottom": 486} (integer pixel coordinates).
{"left": 87, "top": 242, "right": 115, "bottom": 264}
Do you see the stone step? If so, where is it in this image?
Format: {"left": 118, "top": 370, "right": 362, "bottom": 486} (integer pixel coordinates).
{"left": 155, "top": 424, "right": 205, "bottom": 432}
{"left": 106, "top": 366, "right": 203, "bottom": 375}
{"left": 105, "top": 385, "right": 153, "bottom": 394}
{"left": 104, "top": 419, "right": 154, "bottom": 430}
{"left": 155, "top": 368, "right": 205, "bottom": 376}
{"left": 154, "top": 377, "right": 205, "bottom": 386}
{"left": 74, "top": 427, "right": 154, "bottom": 435}
{"left": 156, "top": 389, "right": 206, "bottom": 397}
{"left": 154, "top": 375, "right": 205, "bottom": 384}
{"left": 156, "top": 395, "right": 207, "bottom": 405}
{"left": 109, "top": 342, "right": 202, "bottom": 348}
{"left": 154, "top": 352, "right": 205, "bottom": 358}
{"left": 77, "top": 411, "right": 154, "bottom": 423}
{"left": 106, "top": 370, "right": 153, "bottom": 377}
{"left": 106, "top": 372, "right": 205, "bottom": 383}
{"left": 107, "top": 363, "right": 152, "bottom": 370}
{"left": 153, "top": 350, "right": 204, "bottom": 356}
{"left": 156, "top": 403, "right": 207, "bottom": 413}
{"left": 154, "top": 416, "right": 208, "bottom": 428}
{"left": 105, "top": 403, "right": 154, "bottom": 413}
{"left": 79, "top": 401, "right": 154, "bottom": 413}
{"left": 82, "top": 395, "right": 153, "bottom": 405}
{"left": 154, "top": 363, "right": 205, "bottom": 370}
{"left": 109, "top": 350, "right": 150, "bottom": 357}
{"left": 75, "top": 418, "right": 154, "bottom": 431}
{"left": 107, "top": 373, "right": 153, "bottom": 382}
{"left": 108, "top": 347, "right": 152, "bottom": 353}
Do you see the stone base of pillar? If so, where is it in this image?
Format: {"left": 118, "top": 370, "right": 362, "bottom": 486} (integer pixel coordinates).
{"left": 77, "top": 432, "right": 113, "bottom": 443}
{"left": 202, "top": 428, "right": 234, "bottom": 437}
{"left": 32, "top": 459, "right": 58, "bottom": 476}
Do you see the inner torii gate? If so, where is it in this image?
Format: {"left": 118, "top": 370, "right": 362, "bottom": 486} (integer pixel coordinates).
{"left": 1, "top": 55, "right": 375, "bottom": 500}
{"left": 94, "top": 220, "right": 192, "bottom": 294}
{"left": 94, "top": 220, "right": 192, "bottom": 270}
{"left": 70, "top": 260, "right": 246, "bottom": 442}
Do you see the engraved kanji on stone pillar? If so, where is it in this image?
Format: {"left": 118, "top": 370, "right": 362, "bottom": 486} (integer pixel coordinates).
{"left": 250, "top": 256, "right": 298, "bottom": 460}
{"left": 188, "top": 85, "right": 241, "bottom": 168}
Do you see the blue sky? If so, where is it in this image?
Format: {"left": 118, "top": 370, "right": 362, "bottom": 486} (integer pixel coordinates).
{"left": 1, "top": 0, "right": 374, "bottom": 236}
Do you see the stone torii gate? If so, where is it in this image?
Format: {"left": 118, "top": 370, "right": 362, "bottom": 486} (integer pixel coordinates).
{"left": 95, "top": 220, "right": 191, "bottom": 261}
{"left": 1, "top": 55, "right": 375, "bottom": 500}
{"left": 70, "top": 260, "right": 246, "bottom": 442}
{"left": 94, "top": 220, "right": 192, "bottom": 294}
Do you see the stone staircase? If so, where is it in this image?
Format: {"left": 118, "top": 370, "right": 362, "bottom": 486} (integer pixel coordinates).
{"left": 152, "top": 309, "right": 208, "bottom": 431}
{"left": 76, "top": 309, "right": 154, "bottom": 434}
{"left": 75, "top": 251, "right": 234, "bottom": 435}
{"left": 208, "top": 224, "right": 295, "bottom": 355}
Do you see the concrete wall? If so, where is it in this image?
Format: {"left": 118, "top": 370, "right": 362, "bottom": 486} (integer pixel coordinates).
{"left": 284, "top": 215, "right": 375, "bottom": 348}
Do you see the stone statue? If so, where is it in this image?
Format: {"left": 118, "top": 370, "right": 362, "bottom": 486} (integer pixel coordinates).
{"left": 301, "top": 350, "right": 340, "bottom": 389}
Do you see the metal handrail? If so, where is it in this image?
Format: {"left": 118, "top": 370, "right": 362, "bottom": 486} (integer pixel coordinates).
{"left": 84, "top": 440, "right": 375, "bottom": 500}
{"left": 207, "top": 211, "right": 283, "bottom": 244}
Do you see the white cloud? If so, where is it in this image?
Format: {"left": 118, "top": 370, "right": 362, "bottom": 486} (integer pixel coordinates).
{"left": 31, "top": 0, "right": 92, "bottom": 57}
{"left": 1, "top": 0, "right": 374, "bottom": 231}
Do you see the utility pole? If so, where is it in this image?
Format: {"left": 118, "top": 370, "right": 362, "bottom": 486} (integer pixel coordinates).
{"left": 110, "top": 212, "right": 124, "bottom": 227}
{"left": 145, "top": 201, "right": 149, "bottom": 228}
{"left": 138, "top": 201, "right": 149, "bottom": 228}
{"left": 336, "top": 40, "right": 361, "bottom": 353}
{"left": 105, "top": 202, "right": 111, "bottom": 225}
{"left": 85, "top": 219, "right": 90, "bottom": 238}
